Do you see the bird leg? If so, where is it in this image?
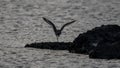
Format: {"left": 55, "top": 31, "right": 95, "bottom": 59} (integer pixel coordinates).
{"left": 56, "top": 36, "right": 59, "bottom": 42}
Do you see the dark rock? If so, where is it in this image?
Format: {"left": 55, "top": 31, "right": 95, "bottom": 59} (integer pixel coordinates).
{"left": 25, "top": 42, "right": 73, "bottom": 50}
{"left": 25, "top": 24, "right": 120, "bottom": 59}
{"left": 69, "top": 25, "right": 120, "bottom": 55}
{"left": 89, "top": 33, "right": 120, "bottom": 59}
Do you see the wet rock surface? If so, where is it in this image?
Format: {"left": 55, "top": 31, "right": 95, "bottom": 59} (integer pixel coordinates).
{"left": 69, "top": 25, "right": 120, "bottom": 55}
{"left": 25, "top": 42, "right": 73, "bottom": 50}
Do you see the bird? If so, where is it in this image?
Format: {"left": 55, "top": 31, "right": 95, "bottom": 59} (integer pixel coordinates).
{"left": 42, "top": 17, "right": 76, "bottom": 42}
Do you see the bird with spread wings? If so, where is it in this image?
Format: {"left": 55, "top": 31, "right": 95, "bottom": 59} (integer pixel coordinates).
{"left": 42, "top": 17, "right": 76, "bottom": 42}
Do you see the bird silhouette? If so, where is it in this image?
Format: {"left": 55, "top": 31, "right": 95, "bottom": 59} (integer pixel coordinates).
{"left": 42, "top": 17, "right": 76, "bottom": 42}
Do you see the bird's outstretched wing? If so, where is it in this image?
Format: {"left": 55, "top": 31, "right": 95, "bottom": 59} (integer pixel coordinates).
{"left": 60, "top": 20, "right": 76, "bottom": 31}
{"left": 42, "top": 17, "right": 57, "bottom": 32}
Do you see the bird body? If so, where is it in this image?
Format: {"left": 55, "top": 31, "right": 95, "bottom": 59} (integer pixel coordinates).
{"left": 42, "top": 17, "right": 76, "bottom": 42}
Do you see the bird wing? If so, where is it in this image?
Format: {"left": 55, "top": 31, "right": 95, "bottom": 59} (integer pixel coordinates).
{"left": 42, "top": 17, "right": 57, "bottom": 32}
{"left": 60, "top": 20, "right": 76, "bottom": 31}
